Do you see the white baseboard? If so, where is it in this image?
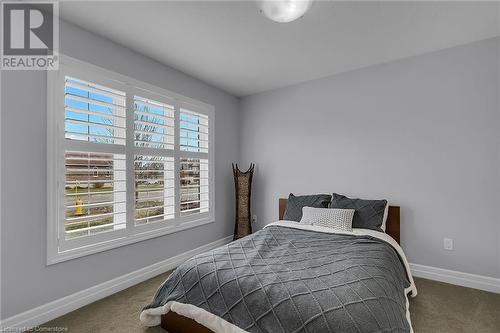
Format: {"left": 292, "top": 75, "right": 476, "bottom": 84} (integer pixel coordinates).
{"left": 0, "top": 235, "right": 233, "bottom": 330}
{"left": 410, "top": 263, "right": 500, "bottom": 294}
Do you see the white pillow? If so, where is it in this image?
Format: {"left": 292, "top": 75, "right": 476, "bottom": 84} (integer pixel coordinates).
{"left": 381, "top": 203, "right": 389, "bottom": 231}
{"left": 300, "top": 207, "right": 355, "bottom": 232}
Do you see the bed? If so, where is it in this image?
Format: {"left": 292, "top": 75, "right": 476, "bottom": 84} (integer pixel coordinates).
{"left": 141, "top": 198, "right": 417, "bottom": 333}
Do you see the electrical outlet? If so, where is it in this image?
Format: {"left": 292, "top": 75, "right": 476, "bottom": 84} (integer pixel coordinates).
{"left": 252, "top": 215, "right": 257, "bottom": 225}
{"left": 444, "top": 238, "right": 453, "bottom": 251}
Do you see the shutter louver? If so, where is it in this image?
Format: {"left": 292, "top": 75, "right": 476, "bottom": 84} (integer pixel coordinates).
{"left": 180, "top": 158, "right": 209, "bottom": 215}
{"left": 180, "top": 109, "right": 208, "bottom": 153}
{"left": 134, "top": 155, "right": 175, "bottom": 224}
{"left": 65, "top": 151, "right": 126, "bottom": 239}
{"left": 65, "top": 77, "right": 126, "bottom": 145}
{"left": 134, "top": 96, "right": 175, "bottom": 150}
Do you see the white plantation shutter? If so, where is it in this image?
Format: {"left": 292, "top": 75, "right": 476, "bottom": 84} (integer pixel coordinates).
{"left": 133, "top": 94, "right": 177, "bottom": 226}
{"left": 134, "top": 155, "right": 175, "bottom": 224}
{"left": 63, "top": 76, "right": 127, "bottom": 243}
{"left": 134, "top": 96, "right": 175, "bottom": 149}
{"left": 65, "top": 76, "right": 126, "bottom": 145}
{"left": 179, "top": 108, "right": 209, "bottom": 153}
{"left": 65, "top": 152, "right": 126, "bottom": 238}
{"left": 179, "top": 107, "right": 210, "bottom": 217}
{"left": 180, "top": 158, "right": 209, "bottom": 215}
{"left": 48, "top": 58, "right": 214, "bottom": 264}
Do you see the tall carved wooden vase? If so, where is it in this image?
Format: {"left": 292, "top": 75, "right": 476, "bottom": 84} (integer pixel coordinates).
{"left": 232, "top": 163, "right": 255, "bottom": 240}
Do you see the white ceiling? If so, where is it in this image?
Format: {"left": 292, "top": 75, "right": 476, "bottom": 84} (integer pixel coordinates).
{"left": 60, "top": 1, "right": 500, "bottom": 97}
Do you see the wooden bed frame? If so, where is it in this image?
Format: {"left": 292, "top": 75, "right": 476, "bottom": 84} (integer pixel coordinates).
{"left": 161, "top": 199, "right": 401, "bottom": 332}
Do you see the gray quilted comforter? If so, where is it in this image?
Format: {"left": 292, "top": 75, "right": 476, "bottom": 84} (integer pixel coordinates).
{"left": 142, "top": 224, "right": 415, "bottom": 333}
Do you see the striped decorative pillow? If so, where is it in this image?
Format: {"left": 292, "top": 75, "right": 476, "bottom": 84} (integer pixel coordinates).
{"left": 300, "top": 207, "right": 355, "bottom": 232}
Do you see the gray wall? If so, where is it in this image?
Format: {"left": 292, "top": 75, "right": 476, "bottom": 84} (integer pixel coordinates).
{"left": 497, "top": 37, "right": 500, "bottom": 282}
{"left": 240, "top": 37, "right": 500, "bottom": 279}
{"left": 0, "top": 20, "right": 240, "bottom": 319}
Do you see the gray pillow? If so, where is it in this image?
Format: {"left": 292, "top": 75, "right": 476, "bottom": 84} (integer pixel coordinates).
{"left": 330, "top": 193, "right": 387, "bottom": 232}
{"left": 283, "top": 193, "right": 331, "bottom": 222}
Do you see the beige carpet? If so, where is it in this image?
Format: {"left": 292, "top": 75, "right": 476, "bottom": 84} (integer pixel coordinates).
{"left": 409, "top": 278, "right": 500, "bottom": 333}
{"left": 40, "top": 274, "right": 500, "bottom": 332}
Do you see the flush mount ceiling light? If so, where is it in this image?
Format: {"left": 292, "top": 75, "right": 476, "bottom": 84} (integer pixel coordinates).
{"left": 257, "top": 0, "right": 313, "bottom": 23}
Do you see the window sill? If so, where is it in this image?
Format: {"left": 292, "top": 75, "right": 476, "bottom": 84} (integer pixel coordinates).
{"left": 47, "top": 218, "right": 215, "bottom": 265}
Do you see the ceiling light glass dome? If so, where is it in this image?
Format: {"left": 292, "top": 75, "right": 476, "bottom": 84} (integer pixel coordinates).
{"left": 257, "top": 0, "right": 313, "bottom": 23}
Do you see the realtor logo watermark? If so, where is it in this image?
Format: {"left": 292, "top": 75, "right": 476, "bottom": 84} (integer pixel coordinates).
{"left": 1, "top": 1, "right": 59, "bottom": 70}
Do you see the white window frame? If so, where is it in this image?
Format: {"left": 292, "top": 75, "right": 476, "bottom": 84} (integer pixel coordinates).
{"left": 47, "top": 55, "right": 215, "bottom": 265}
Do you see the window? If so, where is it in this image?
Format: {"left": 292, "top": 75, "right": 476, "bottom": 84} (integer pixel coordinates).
{"left": 134, "top": 155, "right": 175, "bottom": 224}
{"left": 64, "top": 76, "right": 126, "bottom": 145}
{"left": 180, "top": 108, "right": 208, "bottom": 153}
{"left": 134, "top": 96, "right": 175, "bottom": 150}
{"left": 65, "top": 151, "right": 126, "bottom": 239}
{"left": 180, "top": 158, "right": 209, "bottom": 215}
{"left": 47, "top": 57, "right": 214, "bottom": 264}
